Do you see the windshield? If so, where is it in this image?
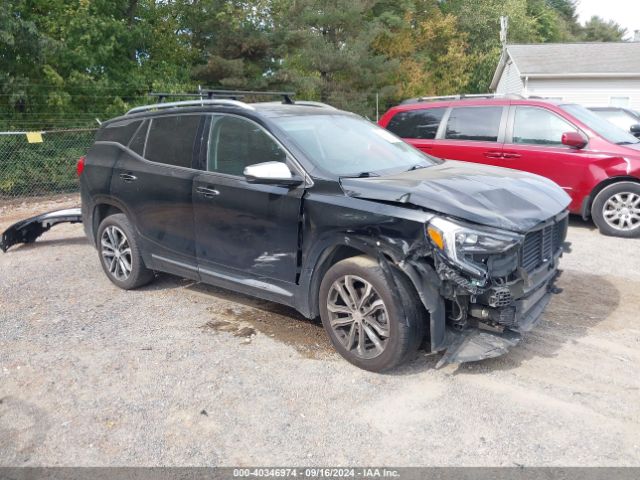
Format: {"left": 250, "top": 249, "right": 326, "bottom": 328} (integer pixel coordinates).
{"left": 272, "top": 114, "right": 441, "bottom": 176}
{"left": 561, "top": 104, "right": 640, "bottom": 145}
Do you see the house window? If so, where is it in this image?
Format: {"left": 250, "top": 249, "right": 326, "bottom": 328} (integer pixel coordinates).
{"left": 610, "top": 96, "right": 630, "bottom": 107}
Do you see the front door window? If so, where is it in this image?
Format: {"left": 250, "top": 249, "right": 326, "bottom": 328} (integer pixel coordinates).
{"left": 512, "top": 107, "right": 577, "bottom": 146}
{"left": 208, "top": 115, "right": 287, "bottom": 176}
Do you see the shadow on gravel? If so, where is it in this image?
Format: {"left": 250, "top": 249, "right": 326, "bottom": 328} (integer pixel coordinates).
{"left": 194, "top": 282, "right": 333, "bottom": 359}
{"left": 449, "top": 270, "right": 620, "bottom": 374}
{"left": 135, "top": 268, "right": 618, "bottom": 373}
{"left": 138, "top": 273, "right": 333, "bottom": 359}
{"left": 11, "top": 236, "right": 89, "bottom": 250}
{"left": 568, "top": 215, "right": 597, "bottom": 232}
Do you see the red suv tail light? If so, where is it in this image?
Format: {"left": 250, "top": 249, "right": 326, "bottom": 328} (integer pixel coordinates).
{"left": 76, "top": 156, "right": 85, "bottom": 176}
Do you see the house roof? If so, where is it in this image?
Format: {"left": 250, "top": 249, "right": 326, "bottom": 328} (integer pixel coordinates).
{"left": 490, "top": 42, "right": 640, "bottom": 90}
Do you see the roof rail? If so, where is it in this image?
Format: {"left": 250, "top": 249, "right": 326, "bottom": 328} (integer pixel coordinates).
{"left": 151, "top": 89, "right": 297, "bottom": 104}
{"left": 290, "top": 101, "right": 337, "bottom": 110}
{"left": 400, "top": 93, "right": 524, "bottom": 104}
{"left": 125, "top": 99, "right": 254, "bottom": 115}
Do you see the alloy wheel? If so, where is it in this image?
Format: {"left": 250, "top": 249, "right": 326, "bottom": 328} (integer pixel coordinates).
{"left": 602, "top": 192, "right": 640, "bottom": 232}
{"left": 101, "top": 225, "right": 133, "bottom": 281}
{"left": 327, "top": 275, "right": 390, "bottom": 360}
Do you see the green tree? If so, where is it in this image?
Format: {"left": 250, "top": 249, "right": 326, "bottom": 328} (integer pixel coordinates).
{"left": 188, "top": 0, "right": 281, "bottom": 89}
{"left": 441, "top": 0, "right": 542, "bottom": 92}
{"left": 440, "top": 0, "right": 595, "bottom": 92}
{"left": 373, "top": 0, "right": 470, "bottom": 102}
{"left": 581, "top": 16, "right": 627, "bottom": 42}
{"left": 272, "top": 0, "right": 394, "bottom": 116}
{"left": 546, "top": 0, "right": 582, "bottom": 39}
{"left": 0, "top": 0, "right": 196, "bottom": 129}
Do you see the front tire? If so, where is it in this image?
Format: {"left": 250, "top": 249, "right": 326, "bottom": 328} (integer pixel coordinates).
{"left": 319, "top": 256, "right": 425, "bottom": 372}
{"left": 97, "top": 213, "right": 154, "bottom": 290}
{"left": 591, "top": 182, "right": 640, "bottom": 238}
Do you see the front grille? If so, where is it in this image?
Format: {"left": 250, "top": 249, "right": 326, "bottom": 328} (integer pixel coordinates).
{"left": 521, "top": 215, "right": 568, "bottom": 273}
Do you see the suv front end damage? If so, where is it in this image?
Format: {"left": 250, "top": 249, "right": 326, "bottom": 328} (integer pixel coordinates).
{"left": 0, "top": 208, "right": 82, "bottom": 252}
{"left": 421, "top": 212, "right": 569, "bottom": 367}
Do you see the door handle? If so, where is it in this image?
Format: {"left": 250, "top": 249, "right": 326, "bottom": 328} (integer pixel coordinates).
{"left": 483, "top": 151, "right": 503, "bottom": 159}
{"left": 502, "top": 152, "right": 522, "bottom": 159}
{"left": 196, "top": 186, "right": 220, "bottom": 198}
{"left": 119, "top": 173, "right": 137, "bottom": 182}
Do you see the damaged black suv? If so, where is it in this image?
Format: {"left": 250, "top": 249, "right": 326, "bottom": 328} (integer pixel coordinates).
{"left": 75, "top": 93, "right": 569, "bottom": 371}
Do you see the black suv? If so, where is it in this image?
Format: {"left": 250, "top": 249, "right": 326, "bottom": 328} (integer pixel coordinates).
{"left": 77, "top": 94, "right": 570, "bottom": 371}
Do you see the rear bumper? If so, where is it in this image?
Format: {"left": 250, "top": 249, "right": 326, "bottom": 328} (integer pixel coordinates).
{"left": 0, "top": 208, "right": 82, "bottom": 252}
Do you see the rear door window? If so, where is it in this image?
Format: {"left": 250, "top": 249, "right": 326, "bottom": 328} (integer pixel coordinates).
{"left": 445, "top": 107, "right": 502, "bottom": 142}
{"left": 512, "top": 107, "right": 577, "bottom": 146}
{"left": 145, "top": 115, "right": 202, "bottom": 168}
{"left": 386, "top": 108, "right": 446, "bottom": 139}
{"left": 207, "top": 115, "right": 286, "bottom": 176}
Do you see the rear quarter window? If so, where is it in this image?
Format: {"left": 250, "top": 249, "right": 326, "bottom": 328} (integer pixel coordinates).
{"left": 96, "top": 119, "right": 142, "bottom": 145}
{"left": 386, "top": 108, "right": 446, "bottom": 139}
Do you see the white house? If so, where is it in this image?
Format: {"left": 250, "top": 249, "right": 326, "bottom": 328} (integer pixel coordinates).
{"left": 490, "top": 42, "right": 640, "bottom": 109}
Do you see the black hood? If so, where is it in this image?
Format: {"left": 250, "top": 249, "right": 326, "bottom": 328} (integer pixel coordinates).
{"left": 340, "top": 161, "right": 571, "bottom": 233}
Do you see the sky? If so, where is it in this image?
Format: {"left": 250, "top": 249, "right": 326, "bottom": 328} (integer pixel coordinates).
{"left": 575, "top": 0, "right": 640, "bottom": 40}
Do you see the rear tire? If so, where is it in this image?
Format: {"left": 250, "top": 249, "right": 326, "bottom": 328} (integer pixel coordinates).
{"left": 97, "top": 214, "right": 154, "bottom": 290}
{"left": 319, "top": 255, "right": 425, "bottom": 372}
{"left": 591, "top": 181, "right": 640, "bottom": 238}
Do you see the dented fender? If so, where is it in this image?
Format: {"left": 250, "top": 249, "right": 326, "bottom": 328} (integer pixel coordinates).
{"left": 0, "top": 208, "right": 82, "bottom": 252}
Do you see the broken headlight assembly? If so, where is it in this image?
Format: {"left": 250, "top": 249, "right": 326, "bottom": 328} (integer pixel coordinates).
{"left": 426, "top": 217, "right": 523, "bottom": 278}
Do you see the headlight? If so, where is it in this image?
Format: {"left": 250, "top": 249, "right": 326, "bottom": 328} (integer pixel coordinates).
{"left": 427, "top": 217, "right": 522, "bottom": 277}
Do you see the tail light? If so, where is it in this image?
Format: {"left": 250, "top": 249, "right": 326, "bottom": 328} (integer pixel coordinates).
{"left": 76, "top": 156, "right": 85, "bottom": 176}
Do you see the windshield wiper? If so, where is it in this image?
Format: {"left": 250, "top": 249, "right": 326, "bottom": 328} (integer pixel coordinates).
{"left": 406, "top": 164, "right": 427, "bottom": 171}
{"left": 347, "top": 171, "right": 381, "bottom": 178}
{"left": 617, "top": 141, "right": 639, "bottom": 145}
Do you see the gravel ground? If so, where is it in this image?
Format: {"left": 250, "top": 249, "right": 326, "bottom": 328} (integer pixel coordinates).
{"left": 1, "top": 196, "right": 639, "bottom": 466}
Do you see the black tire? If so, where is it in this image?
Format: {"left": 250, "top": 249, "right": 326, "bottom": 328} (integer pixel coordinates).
{"left": 96, "top": 213, "right": 154, "bottom": 290}
{"left": 319, "top": 255, "right": 425, "bottom": 372}
{"left": 591, "top": 181, "right": 640, "bottom": 238}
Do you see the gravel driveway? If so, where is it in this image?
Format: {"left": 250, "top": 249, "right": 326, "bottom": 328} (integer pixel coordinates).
{"left": 1, "top": 196, "right": 639, "bottom": 466}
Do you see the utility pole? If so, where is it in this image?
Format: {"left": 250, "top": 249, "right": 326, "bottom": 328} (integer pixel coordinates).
{"left": 500, "top": 16, "right": 509, "bottom": 48}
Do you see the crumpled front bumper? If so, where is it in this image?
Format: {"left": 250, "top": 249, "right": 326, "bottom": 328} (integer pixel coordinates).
{"left": 435, "top": 271, "right": 558, "bottom": 368}
{"left": 0, "top": 208, "right": 82, "bottom": 252}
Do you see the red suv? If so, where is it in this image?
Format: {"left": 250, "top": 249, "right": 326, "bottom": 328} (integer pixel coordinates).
{"left": 379, "top": 96, "right": 640, "bottom": 237}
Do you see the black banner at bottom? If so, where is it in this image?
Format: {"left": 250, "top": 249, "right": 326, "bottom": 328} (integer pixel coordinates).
{"left": 0, "top": 468, "right": 639, "bottom": 480}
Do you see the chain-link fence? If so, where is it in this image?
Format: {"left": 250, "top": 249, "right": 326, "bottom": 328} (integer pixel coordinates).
{"left": 0, "top": 128, "right": 97, "bottom": 199}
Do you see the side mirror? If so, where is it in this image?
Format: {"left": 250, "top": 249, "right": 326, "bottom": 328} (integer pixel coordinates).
{"left": 561, "top": 131, "right": 587, "bottom": 149}
{"left": 630, "top": 124, "right": 640, "bottom": 138}
{"left": 244, "top": 161, "right": 303, "bottom": 186}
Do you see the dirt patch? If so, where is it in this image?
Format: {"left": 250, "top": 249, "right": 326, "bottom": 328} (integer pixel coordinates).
{"left": 202, "top": 303, "right": 333, "bottom": 359}
{"left": 201, "top": 319, "right": 257, "bottom": 340}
